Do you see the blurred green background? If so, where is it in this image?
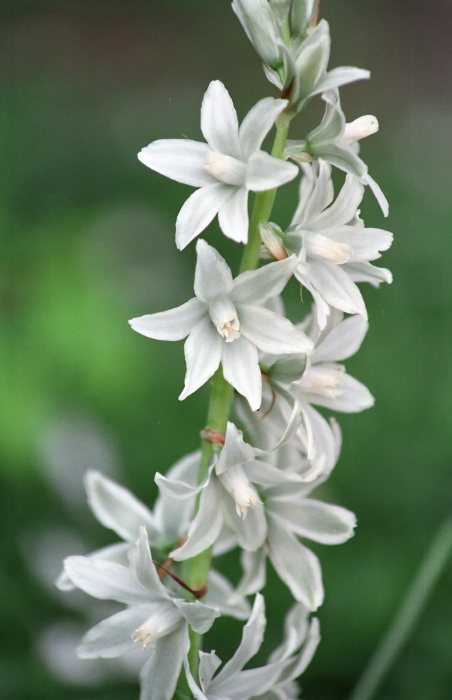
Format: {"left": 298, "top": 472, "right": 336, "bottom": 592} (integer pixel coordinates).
{"left": 1, "top": 1, "right": 451, "bottom": 698}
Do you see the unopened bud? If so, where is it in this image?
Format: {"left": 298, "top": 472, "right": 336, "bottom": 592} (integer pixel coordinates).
{"left": 343, "top": 115, "right": 379, "bottom": 144}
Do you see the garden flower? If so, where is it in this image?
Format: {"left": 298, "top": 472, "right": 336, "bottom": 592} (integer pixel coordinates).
{"left": 185, "top": 594, "right": 320, "bottom": 699}
{"left": 62, "top": 528, "right": 219, "bottom": 700}
{"left": 138, "top": 80, "right": 297, "bottom": 249}
{"left": 129, "top": 239, "right": 313, "bottom": 410}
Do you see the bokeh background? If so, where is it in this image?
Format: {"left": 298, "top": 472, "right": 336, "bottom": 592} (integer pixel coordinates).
{"left": 1, "top": 1, "right": 451, "bottom": 698}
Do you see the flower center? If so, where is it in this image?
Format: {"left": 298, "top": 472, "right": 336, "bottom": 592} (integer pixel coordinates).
{"left": 132, "top": 619, "right": 158, "bottom": 649}
{"left": 204, "top": 151, "right": 246, "bottom": 186}
{"left": 219, "top": 466, "right": 261, "bottom": 518}
{"left": 301, "top": 366, "right": 344, "bottom": 399}
{"left": 304, "top": 232, "right": 351, "bottom": 264}
{"left": 209, "top": 297, "right": 241, "bottom": 342}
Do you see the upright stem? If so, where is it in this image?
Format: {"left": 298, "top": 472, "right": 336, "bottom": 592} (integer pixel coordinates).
{"left": 348, "top": 515, "right": 452, "bottom": 700}
{"left": 179, "top": 116, "right": 292, "bottom": 688}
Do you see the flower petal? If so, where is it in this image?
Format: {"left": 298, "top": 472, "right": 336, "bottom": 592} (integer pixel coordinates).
{"left": 206, "top": 569, "right": 251, "bottom": 620}
{"left": 218, "top": 186, "right": 249, "bottom": 243}
{"left": 138, "top": 139, "right": 214, "bottom": 187}
{"left": 128, "top": 527, "right": 168, "bottom": 597}
{"left": 63, "top": 556, "right": 148, "bottom": 604}
{"left": 171, "top": 478, "right": 223, "bottom": 560}
{"left": 314, "top": 66, "right": 370, "bottom": 96}
{"left": 307, "top": 259, "right": 367, "bottom": 317}
{"left": 85, "top": 471, "right": 159, "bottom": 543}
{"left": 268, "top": 498, "right": 357, "bottom": 545}
{"left": 267, "top": 516, "right": 324, "bottom": 610}
{"left": 315, "top": 314, "right": 368, "bottom": 363}
{"left": 231, "top": 257, "right": 297, "bottom": 305}
{"left": 179, "top": 318, "right": 222, "bottom": 401}
{"left": 129, "top": 297, "right": 205, "bottom": 341}
{"left": 200, "top": 80, "right": 240, "bottom": 157}
{"left": 140, "top": 626, "right": 189, "bottom": 700}
{"left": 246, "top": 151, "right": 298, "bottom": 191}
{"left": 239, "top": 305, "right": 313, "bottom": 354}
{"left": 194, "top": 239, "right": 234, "bottom": 302}
{"left": 78, "top": 605, "right": 152, "bottom": 658}
{"left": 221, "top": 336, "right": 261, "bottom": 410}
{"left": 213, "top": 594, "right": 266, "bottom": 684}
{"left": 175, "top": 183, "right": 233, "bottom": 250}
{"left": 239, "top": 97, "right": 288, "bottom": 159}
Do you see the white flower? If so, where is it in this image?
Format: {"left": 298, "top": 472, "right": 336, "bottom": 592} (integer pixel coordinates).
{"left": 234, "top": 477, "right": 356, "bottom": 610}
{"left": 231, "top": 0, "right": 283, "bottom": 69}
{"left": 286, "top": 89, "right": 388, "bottom": 214}
{"left": 185, "top": 594, "right": 320, "bottom": 699}
{"left": 138, "top": 80, "right": 298, "bottom": 249}
{"left": 56, "top": 463, "right": 250, "bottom": 620}
{"left": 62, "top": 528, "right": 219, "bottom": 700}
{"left": 129, "top": 239, "right": 313, "bottom": 410}
{"left": 263, "top": 159, "right": 392, "bottom": 328}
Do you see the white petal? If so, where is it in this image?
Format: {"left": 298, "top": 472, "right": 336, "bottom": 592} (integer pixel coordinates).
{"left": 231, "top": 257, "right": 297, "bottom": 305}
{"left": 221, "top": 336, "right": 261, "bottom": 410}
{"left": 201, "top": 80, "right": 240, "bottom": 157}
{"left": 171, "top": 479, "right": 223, "bottom": 560}
{"left": 292, "top": 159, "right": 333, "bottom": 226}
{"left": 85, "top": 471, "right": 158, "bottom": 543}
{"left": 218, "top": 186, "right": 249, "bottom": 243}
{"left": 179, "top": 318, "right": 222, "bottom": 401}
{"left": 215, "top": 422, "right": 255, "bottom": 475}
{"left": 344, "top": 261, "right": 392, "bottom": 286}
{"left": 128, "top": 527, "right": 168, "bottom": 596}
{"left": 239, "top": 97, "right": 288, "bottom": 159}
{"left": 197, "top": 650, "right": 222, "bottom": 692}
{"left": 307, "top": 259, "right": 367, "bottom": 317}
{"left": 246, "top": 150, "right": 298, "bottom": 191}
{"left": 312, "top": 175, "right": 364, "bottom": 230}
{"left": 362, "top": 173, "right": 389, "bottom": 216}
{"left": 78, "top": 605, "right": 152, "bottom": 658}
{"left": 315, "top": 314, "right": 368, "bottom": 363}
{"left": 314, "top": 66, "right": 370, "bottom": 96}
{"left": 309, "top": 373, "right": 374, "bottom": 413}
{"left": 239, "top": 305, "right": 313, "bottom": 355}
{"left": 214, "top": 594, "right": 266, "bottom": 683}
{"left": 140, "top": 626, "right": 189, "bottom": 700}
{"left": 268, "top": 499, "right": 357, "bottom": 544}
{"left": 129, "top": 297, "right": 206, "bottom": 341}
{"left": 173, "top": 598, "right": 219, "bottom": 635}
{"left": 206, "top": 569, "right": 251, "bottom": 620}
{"left": 194, "top": 239, "right": 234, "bottom": 302}
{"left": 267, "top": 516, "right": 324, "bottom": 610}
{"left": 175, "top": 183, "right": 233, "bottom": 250}
{"left": 233, "top": 548, "right": 267, "bottom": 600}
{"left": 63, "top": 556, "right": 148, "bottom": 605}
{"left": 138, "top": 139, "right": 214, "bottom": 187}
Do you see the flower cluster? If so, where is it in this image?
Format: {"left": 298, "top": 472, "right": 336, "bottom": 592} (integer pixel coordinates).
{"left": 59, "top": 2, "right": 392, "bottom": 698}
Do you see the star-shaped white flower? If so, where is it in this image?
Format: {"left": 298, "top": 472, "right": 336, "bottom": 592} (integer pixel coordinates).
{"left": 129, "top": 239, "right": 313, "bottom": 410}
{"left": 185, "top": 594, "right": 320, "bottom": 700}
{"left": 138, "top": 80, "right": 298, "bottom": 249}
{"left": 63, "top": 528, "right": 219, "bottom": 700}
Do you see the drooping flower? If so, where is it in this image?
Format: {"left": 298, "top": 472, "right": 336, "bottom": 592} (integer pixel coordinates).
{"left": 185, "top": 594, "right": 320, "bottom": 699}
{"left": 129, "top": 239, "right": 313, "bottom": 410}
{"left": 62, "top": 528, "right": 219, "bottom": 700}
{"left": 138, "top": 80, "right": 298, "bottom": 249}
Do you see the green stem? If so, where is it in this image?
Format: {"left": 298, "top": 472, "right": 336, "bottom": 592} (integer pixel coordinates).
{"left": 177, "top": 116, "right": 292, "bottom": 691}
{"left": 239, "top": 119, "right": 290, "bottom": 273}
{"left": 348, "top": 515, "right": 452, "bottom": 700}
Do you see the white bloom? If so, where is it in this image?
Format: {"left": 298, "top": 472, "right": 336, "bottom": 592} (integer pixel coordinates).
{"left": 138, "top": 80, "right": 298, "bottom": 249}
{"left": 286, "top": 89, "right": 388, "bottom": 214}
{"left": 56, "top": 464, "right": 250, "bottom": 620}
{"left": 129, "top": 239, "right": 313, "bottom": 410}
{"left": 265, "top": 159, "right": 392, "bottom": 328}
{"left": 234, "top": 478, "right": 356, "bottom": 610}
{"left": 185, "top": 594, "right": 320, "bottom": 700}
{"left": 63, "top": 528, "right": 219, "bottom": 700}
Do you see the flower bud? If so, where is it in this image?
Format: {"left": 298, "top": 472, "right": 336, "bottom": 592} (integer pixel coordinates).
{"left": 342, "top": 115, "right": 379, "bottom": 144}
